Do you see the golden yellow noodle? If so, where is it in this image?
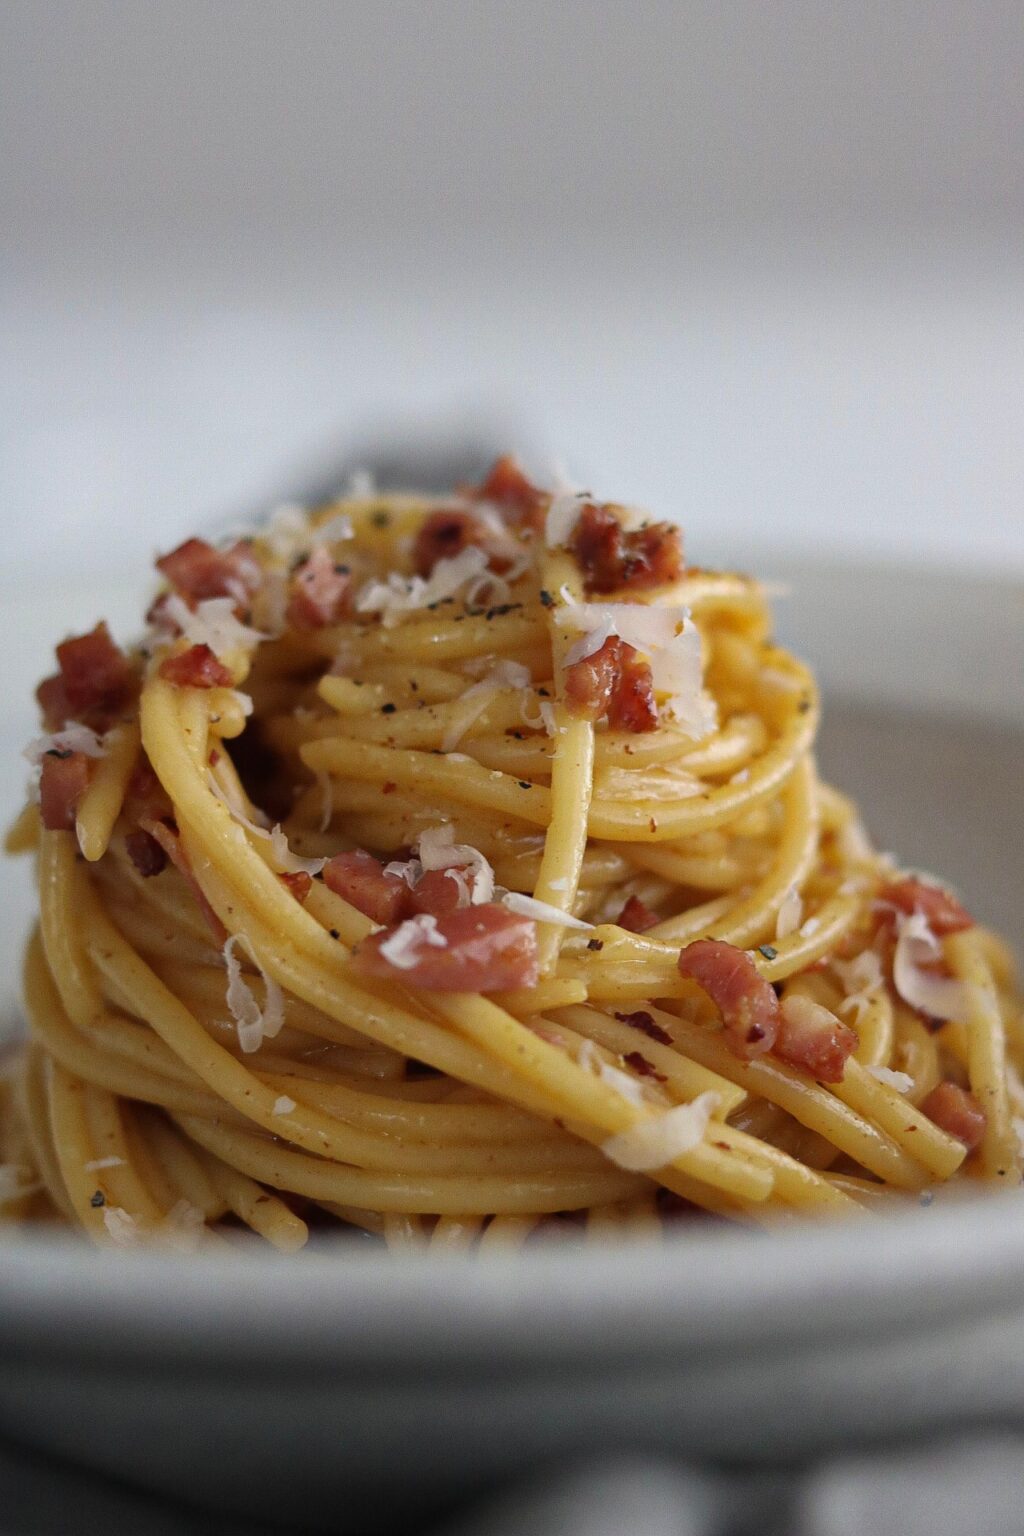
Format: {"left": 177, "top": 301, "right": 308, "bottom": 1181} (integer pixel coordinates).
{"left": 2, "top": 475, "right": 1021, "bottom": 1250}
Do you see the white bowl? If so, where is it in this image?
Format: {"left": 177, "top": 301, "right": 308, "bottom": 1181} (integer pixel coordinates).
{"left": 0, "top": 557, "right": 1021, "bottom": 1532}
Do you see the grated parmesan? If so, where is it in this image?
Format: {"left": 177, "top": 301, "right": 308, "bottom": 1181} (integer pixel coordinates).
{"left": 560, "top": 601, "right": 716, "bottom": 740}
{"left": 356, "top": 546, "right": 489, "bottom": 627}
{"left": 776, "top": 887, "right": 803, "bottom": 940}
{"left": 158, "top": 594, "right": 266, "bottom": 659}
{"left": 440, "top": 661, "right": 531, "bottom": 751}
{"left": 892, "top": 911, "right": 976, "bottom": 1025}
{"left": 866, "top": 1065, "right": 914, "bottom": 1094}
{"left": 499, "top": 891, "right": 594, "bottom": 930}
{"left": 222, "top": 934, "right": 286, "bottom": 1053}
{"left": 102, "top": 1206, "right": 140, "bottom": 1248}
{"left": 379, "top": 914, "right": 448, "bottom": 970}
{"left": 24, "top": 723, "right": 106, "bottom": 769}
{"left": 273, "top": 1095, "right": 297, "bottom": 1116}
{"left": 602, "top": 1092, "right": 721, "bottom": 1172}
{"left": 84, "top": 1156, "right": 126, "bottom": 1172}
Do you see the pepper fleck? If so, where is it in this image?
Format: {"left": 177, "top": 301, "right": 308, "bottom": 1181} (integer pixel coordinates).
{"left": 371, "top": 511, "right": 391, "bottom": 529}
{"left": 539, "top": 589, "right": 554, "bottom": 608}
{"left": 517, "top": 780, "right": 532, "bottom": 790}
{"left": 90, "top": 1190, "right": 105, "bottom": 1208}
{"left": 329, "top": 928, "right": 340, "bottom": 940}
{"left": 381, "top": 703, "right": 397, "bottom": 715}
{"left": 757, "top": 944, "right": 778, "bottom": 960}
{"left": 587, "top": 938, "right": 604, "bottom": 952}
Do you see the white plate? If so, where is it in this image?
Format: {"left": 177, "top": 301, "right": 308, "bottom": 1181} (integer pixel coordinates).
{"left": 0, "top": 558, "right": 1021, "bottom": 1532}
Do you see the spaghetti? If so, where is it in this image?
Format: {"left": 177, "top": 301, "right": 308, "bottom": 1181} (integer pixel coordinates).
{"left": 2, "top": 458, "right": 1022, "bottom": 1251}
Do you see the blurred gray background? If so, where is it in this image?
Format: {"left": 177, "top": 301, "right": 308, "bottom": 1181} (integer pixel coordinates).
{"left": 2, "top": 0, "right": 1023, "bottom": 586}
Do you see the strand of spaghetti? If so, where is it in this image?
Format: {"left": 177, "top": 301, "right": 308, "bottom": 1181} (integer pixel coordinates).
{"left": 309, "top": 611, "right": 549, "bottom": 665}
{"left": 531, "top": 550, "right": 596, "bottom": 971}
{"left": 947, "top": 928, "right": 1019, "bottom": 1181}
{"left": 141, "top": 1111, "right": 226, "bottom": 1221}
{"left": 75, "top": 721, "right": 140, "bottom": 862}
{"left": 422, "top": 993, "right": 775, "bottom": 1204}
{"left": 645, "top": 1001, "right": 936, "bottom": 1189}
{"left": 46, "top": 1063, "right": 111, "bottom": 1239}
{"left": 176, "top": 1113, "right": 645, "bottom": 1215}
{"left": 18, "top": 1044, "right": 76, "bottom": 1220}
{"left": 81, "top": 1082, "right": 167, "bottom": 1221}
{"left": 192, "top": 1146, "right": 309, "bottom": 1251}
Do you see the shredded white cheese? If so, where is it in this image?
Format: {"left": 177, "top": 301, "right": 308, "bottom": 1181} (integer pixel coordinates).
{"left": 159, "top": 594, "right": 265, "bottom": 659}
{"left": 265, "top": 504, "right": 353, "bottom": 563}
{"left": 84, "top": 1156, "right": 126, "bottom": 1172}
{"left": 268, "top": 825, "right": 326, "bottom": 877}
{"left": 378, "top": 914, "right": 448, "bottom": 970}
{"left": 23, "top": 723, "right": 106, "bottom": 769}
{"left": 208, "top": 772, "right": 325, "bottom": 874}
{"left": 834, "top": 950, "right": 885, "bottom": 1021}
{"left": 601, "top": 1092, "right": 721, "bottom": 1172}
{"left": 560, "top": 601, "right": 716, "bottom": 739}
{"left": 102, "top": 1206, "right": 140, "bottom": 1248}
{"left": 499, "top": 891, "right": 594, "bottom": 929}
{"left": 892, "top": 911, "right": 976, "bottom": 1025}
{"left": 776, "top": 887, "right": 804, "bottom": 940}
{"left": 598, "top": 1060, "right": 656, "bottom": 1110}
{"left": 222, "top": 933, "right": 286, "bottom": 1053}
{"left": 545, "top": 491, "right": 588, "bottom": 549}
{"left": 272, "top": 1095, "right": 297, "bottom": 1116}
{"left": 417, "top": 826, "right": 496, "bottom": 905}
{"left": 440, "top": 661, "right": 531, "bottom": 751}
{"left": 867, "top": 1065, "right": 915, "bottom": 1093}
{"left": 356, "top": 546, "right": 489, "bottom": 627}
{"left": 160, "top": 1198, "right": 207, "bottom": 1253}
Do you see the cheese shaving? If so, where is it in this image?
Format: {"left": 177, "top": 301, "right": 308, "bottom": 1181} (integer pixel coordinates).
{"left": 102, "top": 1206, "right": 140, "bottom": 1247}
{"left": 24, "top": 723, "right": 106, "bottom": 769}
{"left": 356, "top": 546, "right": 489, "bottom": 627}
{"left": 417, "top": 826, "right": 496, "bottom": 905}
{"left": 601, "top": 1092, "right": 721, "bottom": 1172}
{"left": 160, "top": 594, "right": 265, "bottom": 659}
{"left": 498, "top": 891, "right": 594, "bottom": 929}
{"left": 273, "top": 1095, "right": 297, "bottom": 1116}
{"left": 867, "top": 1065, "right": 915, "bottom": 1093}
{"left": 265, "top": 504, "right": 353, "bottom": 563}
{"left": 440, "top": 661, "right": 531, "bottom": 751}
{"left": 208, "top": 772, "right": 325, "bottom": 874}
{"left": 776, "top": 886, "right": 803, "bottom": 939}
{"left": 834, "top": 950, "right": 885, "bottom": 1021}
{"left": 379, "top": 914, "right": 448, "bottom": 969}
{"left": 560, "top": 601, "right": 716, "bottom": 739}
{"left": 84, "top": 1156, "right": 126, "bottom": 1172}
{"left": 892, "top": 912, "right": 976, "bottom": 1024}
{"left": 268, "top": 825, "right": 326, "bottom": 877}
{"left": 598, "top": 1060, "right": 656, "bottom": 1109}
{"left": 160, "top": 1199, "right": 206, "bottom": 1253}
{"left": 222, "top": 934, "right": 286, "bottom": 1053}
{"left": 545, "top": 491, "right": 587, "bottom": 549}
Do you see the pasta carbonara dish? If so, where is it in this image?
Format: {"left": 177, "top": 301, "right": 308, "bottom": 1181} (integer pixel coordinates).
{"left": 2, "top": 458, "right": 1021, "bottom": 1250}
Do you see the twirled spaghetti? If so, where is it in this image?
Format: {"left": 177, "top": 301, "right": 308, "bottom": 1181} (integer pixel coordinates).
{"left": 2, "top": 458, "right": 1021, "bottom": 1251}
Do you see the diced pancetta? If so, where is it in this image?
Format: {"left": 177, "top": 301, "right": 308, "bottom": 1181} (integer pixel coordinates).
{"left": 353, "top": 904, "right": 539, "bottom": 991}
{"left": 878, "top": 877, "right": 974, "bottom": 936}
{"left": 563, "top": 636, "right": 658, "bottom": 733}
{"left": 38, "top": 751, "right": 91, "bottom": 831}
{"left": 616, "top": 895, "right": 659, "bottom": 933}
{"left": 37, "top": 623, "right": 137, "bottom": 731}
{"left": 775, "top": 994, "right": 857, "bottom": 1083}
{"left": 323, "top": 849, "right": 411, "bottom": 925}
{"left": 920, "top": 1081, "right": 987, "bottom": 1150}
{"left": 571, "top": 503, "right": 683, "bottom": 594}
{"left": 677, "top": 938, "right": 780, "bottom": 1058}
{"left": 286, "top": 546, "right": 351, "bottom": 630}
{"left": 155, "top": 537, "right": 262, "bottom": 606}
{"left": 158, "top": 644, "right": 234, "bottom": 689}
